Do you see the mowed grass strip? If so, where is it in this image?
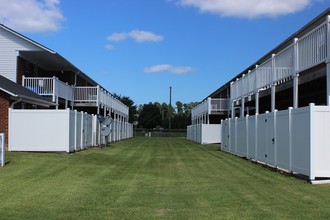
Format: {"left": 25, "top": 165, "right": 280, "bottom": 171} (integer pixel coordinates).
{"left": 0, "top": 137, "right": 330, "bottom": 219}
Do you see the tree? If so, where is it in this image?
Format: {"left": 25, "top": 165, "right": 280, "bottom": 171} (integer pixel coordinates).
{"left": 176, "top": 101, "right": 183, "bottom": 114}
{"left": 138, "top": 103, "right": 162, "bottom": 130}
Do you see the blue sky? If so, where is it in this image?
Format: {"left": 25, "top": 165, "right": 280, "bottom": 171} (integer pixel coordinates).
{"left": 0, "top": 0, "right": 329, "bottom": 105}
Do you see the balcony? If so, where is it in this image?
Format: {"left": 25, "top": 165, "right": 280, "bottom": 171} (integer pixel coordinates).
{"left": 23, "top": 76, "right": 73, "bottom": 103}
{"left": 191, "top": 97, "right": 229, "bottom": 120}
{"left": 230, "top": 19, "right": 328, "bottom": 102}
{"left": 23, "top": 77, "right": 128, "bottom": 116}
{"left": 74, "top": 85, "right": 128, "bottom": 116}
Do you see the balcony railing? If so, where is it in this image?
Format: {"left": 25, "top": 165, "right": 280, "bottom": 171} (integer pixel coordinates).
{"left": 191, "top": 97, "right": 229, "bottom": 119}
{"left": 230, "top": 18, "right": 328, "bottom": 102}
{"left": 74, "top": 85, "right": 129, "bottom": 116}
{"left": 23, "top": 76, "right": 73, "bottom": 103}
{"left": 23, "top": 77, "right": 129, "bottom": 116}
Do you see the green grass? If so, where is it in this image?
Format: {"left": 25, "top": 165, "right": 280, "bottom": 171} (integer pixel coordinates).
{"left": 1, "top": 137, "right": 330, "bottom": 219}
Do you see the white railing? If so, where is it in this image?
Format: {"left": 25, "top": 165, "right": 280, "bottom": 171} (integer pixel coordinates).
{"left": 230, "top": 19, "right": 328, "bottom": 102}
{"left": 74, "top": 86, "right": 98, "bottom": 102}
{"left": 74, "top": 85, "right": 129, "bottom": 116}
{"left": 191, "top": 99, "right": 208, "bottom": 119}
{"left": 23, "top": 76, "right": 54, "bottom": 96}
{"left": 23, "top": 76, "right": 129, "bottom": 116}
{"left": 23, "top": 76, "right": 73, "bottom": 102}
{"left": 191, "top": 97, "right": 229, "bottom": 121}
{"left": 210, "top": 98, "right": 229, "bottom": 113}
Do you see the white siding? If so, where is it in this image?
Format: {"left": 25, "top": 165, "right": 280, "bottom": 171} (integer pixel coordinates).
{"left": 0, "top": 27, "right": 41, "bottom": 82}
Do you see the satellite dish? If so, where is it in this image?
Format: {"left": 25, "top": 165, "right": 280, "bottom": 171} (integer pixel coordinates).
{"left": 100, "top": 116, "right": 113, "bottom": 137}
{"left": 101, "top": 125, "right": 111, "bottom": 136}
{"left": 103, "top": 116, "right": 113, "bottom": 126}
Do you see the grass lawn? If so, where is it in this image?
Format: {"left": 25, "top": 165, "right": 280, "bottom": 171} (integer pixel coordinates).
{"left": 1, "top": 137, "right": 330, "bottom": 219}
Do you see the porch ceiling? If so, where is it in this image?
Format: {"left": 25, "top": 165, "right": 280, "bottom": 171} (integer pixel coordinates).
{"left": 19, "top": 51, "right": 79, "bottom": 72}
{"left": 19, "top": 50, "right": 98, "bottom": 86}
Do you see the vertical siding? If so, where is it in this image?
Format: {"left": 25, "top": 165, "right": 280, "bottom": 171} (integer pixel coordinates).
{"left": 0, "top": 27, "right": 41, "bottom": 82}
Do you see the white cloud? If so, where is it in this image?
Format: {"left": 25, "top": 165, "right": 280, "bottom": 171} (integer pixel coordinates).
{"left": 0, "top": 0, "right": 65, "bottom": 33}
{"left": 128, "top": 30, "right": 164, "bottom": 43}
{"left": 107, "top": 29, "right": 164, "bottom": 43}
{"left": 107, "top": 32, "right": 128, "bottom": 42}
{"left": 144, "top": 64, "right": 195, "bottom": 74}
{"left": 175, "top": 0, "right": 312, "bottom": 18}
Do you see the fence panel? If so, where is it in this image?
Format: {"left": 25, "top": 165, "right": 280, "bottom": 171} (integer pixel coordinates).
{"left": 266, "top": 112, "right": 276, "bottom": 167}
{"left": 247, "top": 115, "right": 257, "bottom": 159}
{"left": 221, "top": 120, "right": 229, "bottom": 152}
{"left": 222, "top": 105, "right": 330, "bottom": 180}
{"left": 229, "top": 118, "right": 236, "bottom": 154}
{"left": 276, "top": 109, "right": 291, "bottom": 171}
{"left": 291, "top": 107, "right": 311, "bottom": 177}
{"left": 9, "top": 109, "right": 70, "bottom": 152}
{"left": 256, "top": 114, "right": 267, "bottom": 162}
{"left": 236, "top": 117, "right": 247, "bottom": 157}
{"left": 311, "top": 106, "right": 330, "bottom": 179}
{"left": 201, "top": 124, "right": 221, "bottom": 144}
{"left": 69, "top": 110, "right": 76, "bottom": 152}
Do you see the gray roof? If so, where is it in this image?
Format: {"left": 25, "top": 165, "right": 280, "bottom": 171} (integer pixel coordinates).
{"left": 0, "top": 75, "right": 55, "bottom": 107}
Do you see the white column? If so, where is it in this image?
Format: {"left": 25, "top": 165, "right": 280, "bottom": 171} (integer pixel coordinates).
{"left": 326, "top": 15, "right": 330, "bottom": 105}
{"left": 293, "top": 75, "right": 299, "bottom": 109}
{"left": 271, "top": 54, "right": 276, "bottom": 112}
{"left": 255, "top": 91, "right": 259, "bottom": 115}
{"left": 231, "top": 101, "right": 235, "bottom": 119}
{"left": 293, "top": 38, "right": 299, "bottom": 109}
{"left": 241, "top": 98, "right": 244, "bottom": 117}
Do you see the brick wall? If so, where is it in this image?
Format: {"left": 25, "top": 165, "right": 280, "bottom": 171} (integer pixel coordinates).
{"left": 0, "top": 91, "right": 10, "bottom": 149}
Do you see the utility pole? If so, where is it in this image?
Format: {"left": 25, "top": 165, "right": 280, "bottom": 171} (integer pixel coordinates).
{"left": 169, "top": 86, "right": 172, "bottom": 133}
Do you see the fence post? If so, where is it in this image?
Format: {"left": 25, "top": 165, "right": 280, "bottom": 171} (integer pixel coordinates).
{"left": 234, "top": 117, "right": 237, "bottom": 154}
{"left": 274, "top": 110, "right": 277, "bottom": 167}
{"left": 288, "top": 107, "right": 293, "bottom": 172}
{"left": 0, "top": 133, "right": 5, "bottom": 167}
{"left": 246, "top": 115, "right": 249, "bottom": 158}
{"left": 228, "top": 118, "right": 231, "bottom": 152}
{"left": 255, "top": 113, "right": 258, "bottom": 161}
{"left": 309, "top": 103, "right": 315, "bottom": 180}
{"left": 74, "top": 110, "right": 77, "bottom": 151}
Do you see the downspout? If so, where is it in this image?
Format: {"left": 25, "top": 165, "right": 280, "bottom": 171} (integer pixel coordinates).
{"left": 10, "top": 97, "right": 22, "bottom": 108}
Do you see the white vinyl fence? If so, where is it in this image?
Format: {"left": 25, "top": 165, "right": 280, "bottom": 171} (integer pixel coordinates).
{"left": 187, "top": 124, "right": 221, "bottom": 144}
{"left": 221, "top": 104, "right": 330, "bottom": 180}
{"left": 0, "top": 133, "right": 4, "bottom": 167}
{"left": 9, "top": 109, "right": 133, "bottom": 153}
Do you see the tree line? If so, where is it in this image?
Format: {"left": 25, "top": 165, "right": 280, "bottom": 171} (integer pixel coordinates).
{"left": 113, "top": 94, "right": 198, "bottom": 130}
